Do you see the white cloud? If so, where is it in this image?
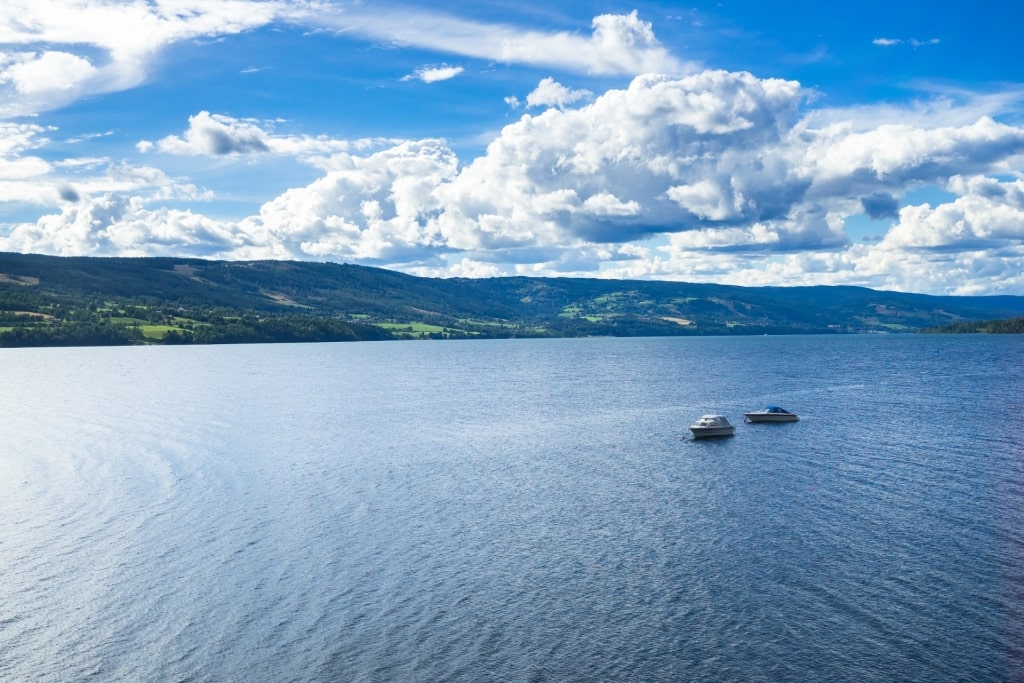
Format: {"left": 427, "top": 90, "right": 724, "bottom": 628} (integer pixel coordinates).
{"left": 239, "top": 139, "right": 459, "bottom": 262}
{"left": 0, "top": 156, "right": 52, "bottom": 180}
{"left": 276, "top": 71, "right": 1022, "bottom": 291}
{"left": 65, "top": 130, "right": 114, "bottom": 145}
{"left": 0, "top": 112, "right": 210, "bottom": 206}
{"left": 0, "top": 122, "right": 53, "bottom": 196}
{"left": 4, "top": 67, "right": 1024, "bottom": 294}
{"left": 434, "top": 258, "right": 504, "bottom": 278}
{"left": 526, "top": 78, "right": 593, "bottom": 109}
{"left": 404, "top": 65, "right": 464, "bottom": 83}
{"left": 801, "top": 90, "right": 1024, "bottom": 135}
{"left": 0, "top": 0, "right": 286, "bottom": 116}
{"left": 0, "top": 4, "right": 689, "bottom": 119}
{"left": 880, "top": 175, "right": 1024, "bottom": 250}
{"left": 156, "top": 111, "right": 271, "bottom": 156}
{"left": 311, "top": 8, "right": 690, "bottom": 76}
{"left": 150, "top": 111, "right": 370, "bottom": 167}
{"left": 801, "top": 117, "right": 1024, "bottom": 192}
{"left": 1, "top": 194, "right": 254, "bottom": 258}
{"left": 0, "top": 0, "right": 283, "bottom": 49}
{"left": 582, "top": 192, "right": 640, "bottom": 217}
{"left": 431, "top": 70, "right": 808, "bottom": 251}
{"left": 0, "top": 121, "right": 51, "bottom": 156}
{"left": 873, "top": 37, "right": 940, "bottom": 47}
{"left": 1, "top": 51, "right": 98, "bottom": 95}
{"left": 667, "top": 179, "right": 748, "bottom": 221}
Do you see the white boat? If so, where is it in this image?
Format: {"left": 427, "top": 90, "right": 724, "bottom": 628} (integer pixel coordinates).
{"left": 689, "top": 414, "right": 735, "bottom": 438}
{"left": 743, "top": 406, "right": 799, "bottom": 423}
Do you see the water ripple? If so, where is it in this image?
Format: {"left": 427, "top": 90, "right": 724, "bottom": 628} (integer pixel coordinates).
{"left": 1, "top": 336, "right": 1022, "bottom": 681}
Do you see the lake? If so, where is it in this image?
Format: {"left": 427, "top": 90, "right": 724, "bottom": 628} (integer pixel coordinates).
{"left": 1, "top": 335, "right": 1022, "bottom": 682}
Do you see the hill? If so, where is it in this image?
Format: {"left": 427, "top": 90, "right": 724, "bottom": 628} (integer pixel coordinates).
{"left": 921, "top": 317, "right": 1024, "bottom": 334}
{"left": 3, "top": 252, "right": 1024, "bottom": 346}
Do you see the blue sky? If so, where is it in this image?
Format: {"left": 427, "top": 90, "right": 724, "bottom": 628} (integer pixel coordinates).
{"left": 2, "top": 1, "right": 1023, "bottom": 295}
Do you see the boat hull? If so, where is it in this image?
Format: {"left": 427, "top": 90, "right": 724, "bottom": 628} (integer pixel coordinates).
{"left": 689, "top": 426, "right": 735, "bottom": 438}
{"left": 744, "top": 413, "right": 798, "bottom": 423}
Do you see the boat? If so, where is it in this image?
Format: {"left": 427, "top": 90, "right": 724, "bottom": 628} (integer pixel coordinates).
{"left": 743, "top": 406, "right": 799, "bottom": 423}
{"left": 689, "top": 414, "right": 735, "bottom": 438}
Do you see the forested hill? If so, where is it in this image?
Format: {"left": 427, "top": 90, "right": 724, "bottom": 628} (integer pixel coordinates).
{"left": 3, "top": 251, "right": 1024, "bottom": 346}
{"left": 921, "top": 317, "right": 1024, "bottom": 334}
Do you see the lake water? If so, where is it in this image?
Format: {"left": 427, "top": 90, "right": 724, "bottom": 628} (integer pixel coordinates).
{"left": 1, "top": 335, "right": 1022, "bottom": 682}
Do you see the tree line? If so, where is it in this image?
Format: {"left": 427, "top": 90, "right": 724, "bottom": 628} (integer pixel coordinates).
{"left": 920, "top": 317, "right": 1024, "bottom": 334}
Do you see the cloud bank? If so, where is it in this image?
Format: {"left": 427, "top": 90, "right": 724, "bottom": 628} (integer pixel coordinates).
{"left": 4, "top": 68, "right": 1024, "bottom": 294}
{"left": 1, "top": 3, "right": 1023, "bottom": 295}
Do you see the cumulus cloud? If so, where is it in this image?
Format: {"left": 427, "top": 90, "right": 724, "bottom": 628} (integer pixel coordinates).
{"left": 13, "top": 6, "right": 1018, "bottom": 294}
{"left": 1, "top": 51, "right": 98, "bottom": 95}
{"left": 2, "top": 194, "right": 254, "bottom": 258}
{"left": 243, "top": 72, "right": 1022, "bottom": 291}
{"left": 526, "top": 78, "right": 593, "bottom": 109}
{"left": 431, "top": 70, "right": 810, "bottom": 252}
{"left": 801, "top": 117, "right": 1024, "bottom": 194}
{"left": 238, "top": 139, "right": 459, "bottom": 262}
{"left": 668, "top": 179, "right": 749, "bottom": 222}
{"left": 4, "top": 65, "right": 1024, "bottom": 294}
{"left": 880, "top": 175, "right": 1024, "bottom": 251}
{"left": 155, "top": 111, "right": 271, "bottom": 156}
{"left": 1, "top": 139, "right": 461, "bottom": 263}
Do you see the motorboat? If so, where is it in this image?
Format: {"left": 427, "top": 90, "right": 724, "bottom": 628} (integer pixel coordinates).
{"left": 743, "top": 406, "right": 799, "bottom": 423}
{"left": 689, "top": 414, "right": 735, "bottom": 438}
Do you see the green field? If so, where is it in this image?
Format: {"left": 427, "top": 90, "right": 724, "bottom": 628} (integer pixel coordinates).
{"left": 374, "top": 322, "right": 455, "bottom": 338}
{"left": 139, "top": 324, "right": 188, "bottom": 340}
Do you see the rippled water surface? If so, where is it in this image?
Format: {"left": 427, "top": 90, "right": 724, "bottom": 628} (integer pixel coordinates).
{"left": 2, "top": 335, "right": 1022, "bottom": 682}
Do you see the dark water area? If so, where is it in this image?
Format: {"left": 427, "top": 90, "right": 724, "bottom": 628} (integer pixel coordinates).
{"left": 1, "top": 335, "right": 1022, "bottom": 681}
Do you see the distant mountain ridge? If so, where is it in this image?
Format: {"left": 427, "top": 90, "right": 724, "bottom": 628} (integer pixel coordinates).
{"left": 2, "top": 252, "right": 1024, "bottom": 346}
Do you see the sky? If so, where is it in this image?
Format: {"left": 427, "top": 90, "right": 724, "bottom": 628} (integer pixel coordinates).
{"left": 2, "top": 1, "right": 1024, "bottom": 295}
